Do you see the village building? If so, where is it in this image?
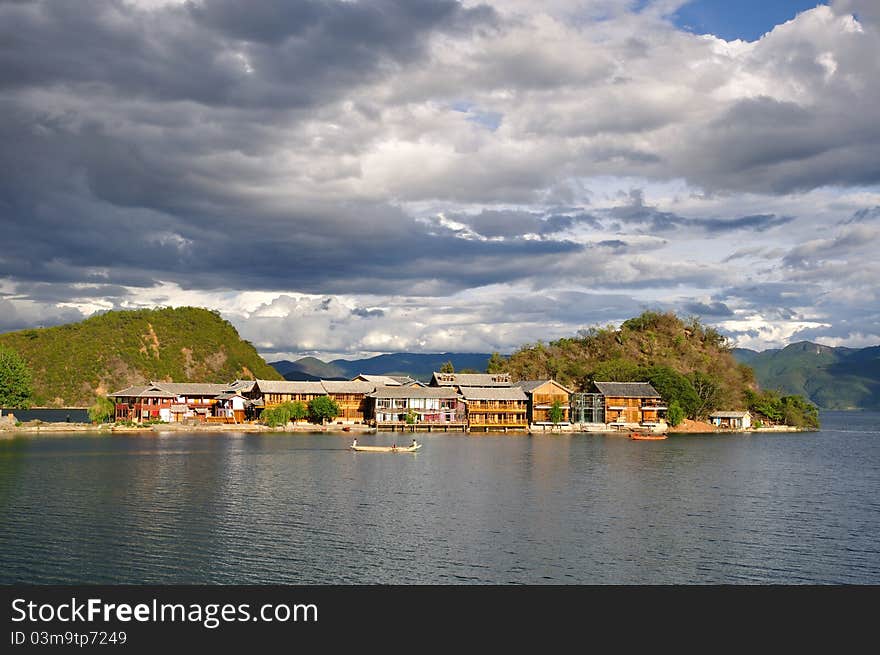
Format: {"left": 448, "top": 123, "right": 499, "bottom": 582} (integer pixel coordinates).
{"left": 709, "top": 411, "right": 752, "bottom": 429}
{"left": 351, "top": 374, "right": 421, "bottom": 387}
{"left": 592, "top": 381, "right": 667, "bottom": 428}
{"left": 368, "top": 386, "right": 465, "bottom": 430}
{"left": 430, "top": 372, "right": 512, "bottom": 388}
{"left": 110, "top": 382, "right": 235, "bottom": 423}
{"left": 253, "top": 380, "right": 326, "bottom": 408}
{"left": 460, "top": 386, "right": 528, "bottom": 432}
{"left": 515, "top": 379, "right": 573, "bottom": 425}
{"left": 319, "top": 380, "right": 376, "bottom": 423}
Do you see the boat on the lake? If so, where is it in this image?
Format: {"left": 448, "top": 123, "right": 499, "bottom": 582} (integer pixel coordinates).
{"left": 630, "top": 432, "right": 667, "bottom": 441}
{"left": 350, "top": 441, "right": 422, "bottom": 453}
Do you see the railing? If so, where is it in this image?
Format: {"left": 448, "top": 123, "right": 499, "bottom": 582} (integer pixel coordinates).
{"left": 468, "top": 404, "right": 527, "bottom": 412}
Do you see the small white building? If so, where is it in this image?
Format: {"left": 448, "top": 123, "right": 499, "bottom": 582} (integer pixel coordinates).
{"left": 709, "top": 411, "right": 752, "bottom": 429}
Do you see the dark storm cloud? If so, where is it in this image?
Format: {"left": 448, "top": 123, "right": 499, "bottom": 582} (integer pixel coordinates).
{"left": 606, "top": 190, "right": 795, "bottom": 233}
{"left": 0, "top": 0, "right": 495, "bottom": 108}
{"left": 840, "top": 205, "right": 880, "bottom": 224}
{"left": 351, "top": 307, "right": 385, "bottom": 318}
{"left": 718, "top": 283, "right": 824, "bottom": 317}
{"left": 682, "top": 301, "right": 734, "bottom": 317}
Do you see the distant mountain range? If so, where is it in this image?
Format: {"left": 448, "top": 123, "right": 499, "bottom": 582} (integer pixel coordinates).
{"left": 732, "top": 342, "right": 880, "bottom": 410}
{"left": 269, "top": 353, "right": 495, "bottom": 382}
{"left": 271, "top": 341, "right": 880, "bottom": 410}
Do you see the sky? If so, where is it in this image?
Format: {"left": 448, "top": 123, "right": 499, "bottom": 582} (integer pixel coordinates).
{"left": 1, "top": 0, "right": 879, "bottom": 362}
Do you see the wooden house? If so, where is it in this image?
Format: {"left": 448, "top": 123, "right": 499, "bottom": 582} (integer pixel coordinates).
{"left": 709, "top": 411, "right": 751, "bottom": 429}
{"left": 460, "top": 386, "right": 528, "bottom": 431}
{"left": 368, "top": 386, "right": 465, "bottom": 430}
{"left": 430, "top": 372, "right": 512, "bottom": 388}
{"left": 319, "top": 380, "right": 376, "bottom": 423}
{"left": 592, "top": 381, "right": 666, "bottom": 427}
{"left": 111, "top": 383, "right": 176, "bottom": 422}
{"left": 253, "top": 380, "right": 326, "bottom": 408}
{"left": 110, "top": 382, "right": 230, "bottom": 423}
{"left": 515, "top": 379, "right": 573, "bottom": 425}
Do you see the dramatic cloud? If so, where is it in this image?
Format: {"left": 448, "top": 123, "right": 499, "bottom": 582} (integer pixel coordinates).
{"left": 2, "top": 0, "right": 879, "bottom": 356}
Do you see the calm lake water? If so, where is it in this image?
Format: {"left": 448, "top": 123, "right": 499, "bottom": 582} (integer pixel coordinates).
{"left": 1, "top": 411, "right": 878, "bottom": 584}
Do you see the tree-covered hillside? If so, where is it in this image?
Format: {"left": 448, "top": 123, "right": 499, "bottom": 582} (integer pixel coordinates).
{"left": 498, "top": 311, "right": 818, "bottom": 427}
{"left": 0, "top": 307, "right": 281, "bottom": 406}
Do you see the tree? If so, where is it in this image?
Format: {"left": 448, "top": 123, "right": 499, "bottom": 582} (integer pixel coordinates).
{"left": 666, "top": 400, "right": 685, "bottom": 427}
{"left": 486, "top": 352, "right": 506, "bottom": 373}
{"left": 689, "top": 371, "right": 723, "bottom": 419}
{"left": 439, "top": 361, "right": 455, "bottom": 373}
{"left": 405, "top": 409, "right": 418, "bottom": 425}
{"left": 289, "top": 401, "right": 308, "bottom": 422}
{"left": 548, "top": 399, "right": 565, "bottom": 425}
{"left": 588, "top": 358, "right": 644, "bottom": 383}
{"left": 0, "top": 346, "right": 33, "bottom": 409}
{"left": 646, "top": 365, "right": 700, "bottom": 418}
{"left": 88, "top": 396, "right": 115, "bottom": 424}
{"left": 308, "top": 395, "right": 339, "bottom": 424}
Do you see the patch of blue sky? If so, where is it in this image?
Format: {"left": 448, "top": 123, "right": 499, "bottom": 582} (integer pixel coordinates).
{"left": 450, "top": 100, "right": 502, "bottom": 131}
{"left": 672, "top": 0, "right": 827, "bottom": 42}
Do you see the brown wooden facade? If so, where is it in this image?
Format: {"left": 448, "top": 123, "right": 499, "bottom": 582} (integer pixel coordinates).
{"left": 516, "top": 379, "right": 573, "bottom": 424}
{"left": 320, "top": 381, "right": 375, "bottom": 423}
{"left": 461, "top": 387, "right": 529, "bottom": 431}
{"left": 593, "top": 382, "right": 666, "bottom": 426}
{"left": 254, "top": 380, "right": 326, "bottom": 408}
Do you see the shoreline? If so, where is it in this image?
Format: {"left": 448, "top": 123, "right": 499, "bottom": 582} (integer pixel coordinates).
{"left": 0, "top": 422, "right": 812, "bottom": 436}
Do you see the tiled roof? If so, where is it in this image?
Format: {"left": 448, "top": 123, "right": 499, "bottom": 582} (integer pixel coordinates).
{"left": 368, "top": 386, "right": 461, "bottom": 399}
{"left": 353, "top": 374, "right": 402, "bottom": 386}
{"left": 459, "top": 387, "right": 527, "bottom": 401}
{"left": 320, "top": 380, "right": 376, "bottom": 394}
{"left": 151, "top": 382, "right": 230, "bottom": 396}
{"left": 255, "top": 380, "right": 326, "bottom": 394}
{"left": 431, "top": 372, "right": 512, "bottom": 387}
{"left": 593, "top": 381, "right": 661, "bottom": 398}
{"left": 709, "top": 411, "right": 750, "bottom": 418}
{"left": 514, "top": 379, "right": 574, "bottom": 394}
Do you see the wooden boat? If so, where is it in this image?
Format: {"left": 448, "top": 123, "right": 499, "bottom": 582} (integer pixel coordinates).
{"left": 351, "top": 443, "right": 422, "bottom": 453}
{"left": 630, "top": 433, "right": 667, "bottom": 441}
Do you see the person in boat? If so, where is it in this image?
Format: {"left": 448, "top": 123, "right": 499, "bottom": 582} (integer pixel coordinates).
{"left": 351, "top": 438, "right": 357, "bottom": 448}
{"left": 411, "top": 438, "right": 418, "bottom": 449}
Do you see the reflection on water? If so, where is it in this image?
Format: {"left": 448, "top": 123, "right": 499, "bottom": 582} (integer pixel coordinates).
{"left": 0, "top": 411, "right": 878, "bottom": 584}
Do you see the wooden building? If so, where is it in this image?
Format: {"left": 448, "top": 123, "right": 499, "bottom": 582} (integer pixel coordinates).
{"left": 515, "top": 379, "right": 573, "bottom": 425}
{"left": 319, "top": 380, "right": 375, "bottom": 423}
{"left": 352, "top": 374, "right": 421, "bottom": 387}
{"left": 709, "top": 411, "right": 751, "bottom": 429}
{"left": 592, "top": 381, "right": 666, "bottom": 427}
{"left": 369, "top": 386, "right": 465, "bottom": 430}
{"left": 430, "top": 372, "right": 512, "bottom": 388}
{"left": 110, "top": 382, "right": 231, "bottom": 423}
{"left": 253, "top": 380, "right": 326, "bottom": 408}
{"left": 460, "top": 387, "right": 528, "bottom": 431}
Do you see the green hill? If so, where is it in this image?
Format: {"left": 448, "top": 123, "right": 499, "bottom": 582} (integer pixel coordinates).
{"left": 502, "top": 311, "right": 757, "bottom": 415}
{"left": 733, "top": 342, "right": 880, "bottom": 409}
{"left": 0, "top": 307, "right": 282, "bottom": 406}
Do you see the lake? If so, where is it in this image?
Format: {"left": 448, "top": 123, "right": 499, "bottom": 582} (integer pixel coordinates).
{"left": 0, "top": 411, "right": 878, "bottom": 584}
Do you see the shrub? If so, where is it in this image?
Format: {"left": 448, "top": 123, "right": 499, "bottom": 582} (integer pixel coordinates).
{"left": 88, "top": 396, "right": 115, "bottom": 424}
{"left": 666, "top": 400, "right": 685, "bottom": 427}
